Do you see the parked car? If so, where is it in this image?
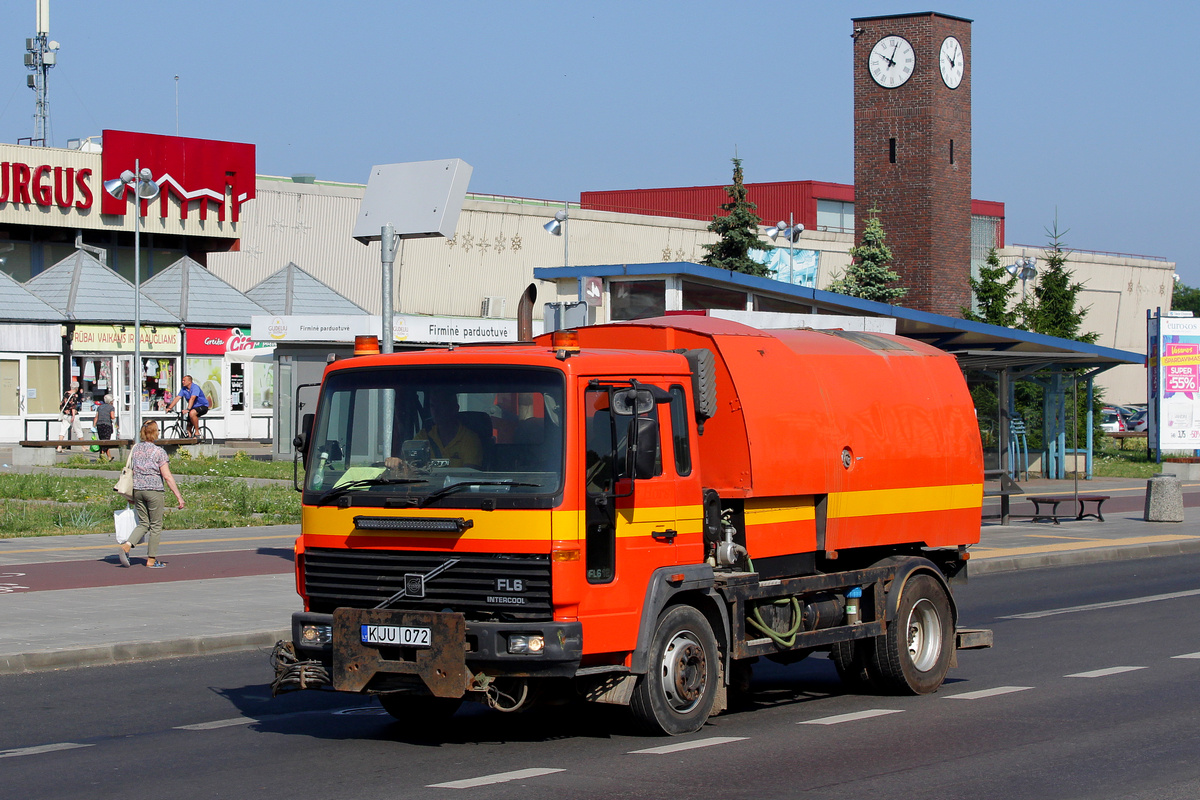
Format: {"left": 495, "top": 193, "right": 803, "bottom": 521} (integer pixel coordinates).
{"left": 1100, "top": 407, "right": 1126, "bottom": 433}
{"left": 1127, "top": 409, "right": 1148, "bottom": 432}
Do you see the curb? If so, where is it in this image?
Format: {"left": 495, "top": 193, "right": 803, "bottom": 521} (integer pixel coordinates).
{"left": 970, "top": 536, "right": 1200, "bottom": 575}
{"left": 0, "top": 629, "right": 289, "bottom": 676}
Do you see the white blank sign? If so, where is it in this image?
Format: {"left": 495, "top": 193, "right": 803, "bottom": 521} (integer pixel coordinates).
{"left": 352, "top": 158, "right": 472, "bottom": 242}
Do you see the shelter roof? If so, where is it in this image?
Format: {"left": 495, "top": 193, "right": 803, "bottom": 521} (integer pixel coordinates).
{"left": 142, "top": 257, "right": 269, "bottom": 326}
{"left": 245, "top": 262, "right": 368, "bottom": 316}
{"left": 0, "top": 270, "right": 62, "bottom": 321}
{"left": 533, "top": 261, "right": 1143, "bottom": 373}
{"left": 23, "top": 250, "right": 180, "bottom": 324}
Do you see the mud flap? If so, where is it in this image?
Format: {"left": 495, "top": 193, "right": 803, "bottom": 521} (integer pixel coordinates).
{"left": 332, "top": 608, "right": 470, "bottom": 698}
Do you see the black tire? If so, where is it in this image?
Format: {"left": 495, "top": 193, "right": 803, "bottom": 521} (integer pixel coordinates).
{"left": 200, "top": 426, "right": 216, "bottom": 446}
{"left": 830, "top": 639, "right": 876, "bottom": 691}
{"left": 378, "top": 692, "right": 463, "bottom": 722}
{"left": 630, "top": 605, "right": 720, "bottom": 735}
{"left": 870, "top": 573, "right": 954, "bottom": 694}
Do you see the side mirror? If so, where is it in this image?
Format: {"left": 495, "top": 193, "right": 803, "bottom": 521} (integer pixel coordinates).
{"left": 629, "top": 417, "right": 659, "bottom": 480}
{"left": 294, "top": 413, "right": 315, "bottom": 461}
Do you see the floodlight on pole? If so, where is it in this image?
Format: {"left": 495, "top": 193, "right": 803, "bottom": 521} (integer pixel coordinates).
{"left": 1005, "top": 256, "right": 1037, "bottom": 301}
{"left": 544, "top": 204, "right": 576, "bottom": 298}
{"left": 766, "top": 214, "right": 804, "bottom": 285}
{"left": 104, "top": 160, "right": 160, "bottom": 437}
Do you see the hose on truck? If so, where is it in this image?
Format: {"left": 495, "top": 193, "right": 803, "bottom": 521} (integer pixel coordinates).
{"left": 746, "top": 596, "right": 804, "bottom": 649}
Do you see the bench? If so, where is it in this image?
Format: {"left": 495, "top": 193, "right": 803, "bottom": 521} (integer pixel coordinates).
{"left": 983, "top": 469, "right": 1024, "bottom": 525}
{"left": 1030, "top": 494, "right": 1110, "bottom": 524}
{"left": 1108, "top": 431, "right": 1147, "bottom": 451}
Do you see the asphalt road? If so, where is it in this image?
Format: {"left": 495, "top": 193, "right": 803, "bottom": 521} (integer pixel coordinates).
{"left": 3, "top": 555, "right": 1200, "bottom": 800}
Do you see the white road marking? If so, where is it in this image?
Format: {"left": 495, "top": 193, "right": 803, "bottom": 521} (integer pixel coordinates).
{"left": 945, "top": 685, "right": 1034, "bottom": 700}
{"left": 800, "top": 709, "right": 902, "bottom": 725}
{"left": 629, "top": 736, "right": 748, "bottom": 754}
{"left": 427, "top": 767, "right": 565, "bottom": 789}
{"left": 1066, "top": 666, "right": 1147, "bottom": 678}
{"left": 1173, "top": 652, "right": 1200, "bottom": 659}
{"left": 175, "top": 716, "right": 260, "bottom": 731}
{"left": 1000, "top": 589, "right": 1200, "bottom": 619}
{"left": 0, "top": 742, "right": 93, "bottom": 759}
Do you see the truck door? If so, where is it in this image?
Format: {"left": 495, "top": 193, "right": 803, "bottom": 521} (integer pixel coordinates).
{"left": 579, "top": 382, "right": 679, "bottom": 652}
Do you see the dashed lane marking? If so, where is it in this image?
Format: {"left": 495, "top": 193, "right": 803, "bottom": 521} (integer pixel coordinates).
{"left": 1000, "top": 588, "right": 1200, "bottom": 619}
{"left": 945, "top": 686, "right": 1034, "bottom": 700}
{"left": 800, "top": 709, "right": 902, "bottom": 725}
{"left": 0, "top": 742, "right": 94, "bottom": 759}
{"left": 175, "top": 716, "right": 260, "bottom": 731}
{"left": 1172, "top": 652, "right": 1200, "bottom": 659}
{"left": 1066, "top": 666, "right": 1147, "bottom": 678}
{"left": 629, "top": 736, "right": 748, "bottom": 755}
{"left": 427, "top": 768, "right": 565, "bottom": 789}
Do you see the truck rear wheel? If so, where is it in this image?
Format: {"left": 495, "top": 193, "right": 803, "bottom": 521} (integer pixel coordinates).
{"left": 631, "top": 605, "right": 719, "bottom": 735}
{"left": 378, "top": 693, "right": 463, "bottom": 723}
{"left": 870, "top": 574, "right": 953, "bottom": 694}
{"left": 830, "top": 639, "right": 876, "bottom": 691}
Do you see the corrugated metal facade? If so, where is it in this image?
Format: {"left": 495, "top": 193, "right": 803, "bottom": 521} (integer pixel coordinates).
{"left": 208, "top": 178, "right": 832, "bottom": 318}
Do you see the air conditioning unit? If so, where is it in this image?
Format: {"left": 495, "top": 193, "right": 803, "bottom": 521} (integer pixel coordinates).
{"left": 481, "top": 296, "right": 506, "bottom": 318}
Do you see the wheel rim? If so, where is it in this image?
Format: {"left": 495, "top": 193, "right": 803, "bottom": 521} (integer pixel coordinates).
{"left": 906, "top": 598, "right": 943, "bottom": 672}
{"left": 659, "top": 629, "right": 708, "bottom": 713}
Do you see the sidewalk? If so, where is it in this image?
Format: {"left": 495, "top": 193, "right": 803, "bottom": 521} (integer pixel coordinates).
{"left": 2, "top": 476, "right": 1199, "bottom": 676}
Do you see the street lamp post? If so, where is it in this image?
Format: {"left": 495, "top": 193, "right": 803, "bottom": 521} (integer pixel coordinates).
{"left": 544, "top": 203, "right": 576, "bottom": 297}
{"left": 104, "top": 162, "right": 160, "bottom": 437}
{"left": 766, "top": 214, "right": 804, "bottom": 285}
{"left": 1006, "top": 256, "right": 1037, "bottom": 302}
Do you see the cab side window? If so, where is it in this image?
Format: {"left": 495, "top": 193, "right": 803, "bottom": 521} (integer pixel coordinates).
{"left": 669, "top": 385, "right": 691, "bottom": 476}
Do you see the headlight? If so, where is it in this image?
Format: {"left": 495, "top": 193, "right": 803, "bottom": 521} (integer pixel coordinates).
{"left": 300, "top": 624, "right": 333, "bottom": 646}
{"left": 507, "top": 634, "right": 545, "bottom": 655}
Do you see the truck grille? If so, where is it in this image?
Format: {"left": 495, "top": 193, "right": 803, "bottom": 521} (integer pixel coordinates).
{"left": 303, "top": 547, "right": 552, "bottom": 621}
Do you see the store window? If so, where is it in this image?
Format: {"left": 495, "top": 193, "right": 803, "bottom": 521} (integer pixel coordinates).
{"left": 0, "top": 241, "right": 35, "bottom": 282}
{"left": 682, "top": 280, "right": 746, "bottom": 311}
{"left": 71, "top": 356, "right": 115, "bottom": 408}
{"left": 252, "top": 362, "right": 274, "bottom": 410}
{"left": 185, "top": 358, "right": 223, "bottom": 412}
{"left": 611, "top": 280, "right": 665, "bottom": 320}
{"left": 26, "top": 356, "right": 60, "bottom": 414}
{"left": 142, "top": 357, "right": 177, "bottom": 411}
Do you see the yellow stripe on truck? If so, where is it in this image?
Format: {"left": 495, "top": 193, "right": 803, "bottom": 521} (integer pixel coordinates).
{"left": 828, "top": 483, "right": 983, "bottom": 519}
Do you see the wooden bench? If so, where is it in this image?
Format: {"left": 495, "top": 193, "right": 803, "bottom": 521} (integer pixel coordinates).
{"left": 16, "top": 438, "right": 200, "bottom": 465}
{"left": 1108, "top": 431, "right": 1147, "bottom": 450}
{"left": 983, "top": 469, "right": 1024, "bottom": 525}
{"left": 1030, "top": 494, "right": 1111, "bottom": 524}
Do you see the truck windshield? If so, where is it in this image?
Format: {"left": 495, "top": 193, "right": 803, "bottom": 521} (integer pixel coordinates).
{"left": 304, "top": 366, "right": 564, "bottom": 506}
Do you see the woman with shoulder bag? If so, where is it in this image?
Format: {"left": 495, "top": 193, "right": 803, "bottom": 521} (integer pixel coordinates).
{"left": 56, "top": 381, "right": 82, "bottom": 453}
{"left": 115, "top": 420, "right": 184, "bottom": 569}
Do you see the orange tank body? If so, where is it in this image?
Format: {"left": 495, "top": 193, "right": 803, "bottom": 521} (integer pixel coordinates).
{"left": 560, "top": 316, "right": 984, "bottom": 561}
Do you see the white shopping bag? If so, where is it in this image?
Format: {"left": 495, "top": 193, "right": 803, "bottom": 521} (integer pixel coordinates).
{"left": 114, "top": 506, "right": 137, "bottom": 544}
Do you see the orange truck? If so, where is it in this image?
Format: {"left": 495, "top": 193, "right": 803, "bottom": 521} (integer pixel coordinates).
{"left": 272, "top": 316, "right": 991, "bottom": 734}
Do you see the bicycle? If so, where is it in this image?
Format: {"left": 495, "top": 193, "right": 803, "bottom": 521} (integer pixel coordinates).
{"left": 164, "top": 408, "right": 216, "bottom": 445}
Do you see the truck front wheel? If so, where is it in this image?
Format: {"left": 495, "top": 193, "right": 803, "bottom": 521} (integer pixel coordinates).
{"left": 631, "top": 605, "right": 720, "bottom": 735}
{"left": 871, "top": 574, "right": 953, "bottom": 694}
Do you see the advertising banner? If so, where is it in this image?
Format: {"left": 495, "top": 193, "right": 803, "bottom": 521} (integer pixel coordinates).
{"left": 1148, "top": 312, "right": 1200, "bottom": 450}
{"left": 72, "top": 324, "right": 180, "bottom": 353}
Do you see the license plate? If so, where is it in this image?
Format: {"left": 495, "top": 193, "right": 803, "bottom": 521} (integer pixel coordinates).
{"left": 360, "top": 624, "right": 431, "bottom": 647}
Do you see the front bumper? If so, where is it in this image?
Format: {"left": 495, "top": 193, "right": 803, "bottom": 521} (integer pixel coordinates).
{"left": 285, "top": 610, "right": 583, "bottom": 697}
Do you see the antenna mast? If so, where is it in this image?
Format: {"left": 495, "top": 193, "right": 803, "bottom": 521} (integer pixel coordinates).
{"left": 24, "top": 0, "right": 59, "bottom": 147}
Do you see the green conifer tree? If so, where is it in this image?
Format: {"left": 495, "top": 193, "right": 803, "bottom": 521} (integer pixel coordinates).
{"left": 827, "top": 208, "right": 906, "bottom": 303}
{"left": 963, "top": 247, "right": 1019, "bottom": 327}
{"left": 701, "top": 157, "right": 772, "bottom": 277}
{"left": 1022, "top": 218, "right": 1098, "bottom": 344}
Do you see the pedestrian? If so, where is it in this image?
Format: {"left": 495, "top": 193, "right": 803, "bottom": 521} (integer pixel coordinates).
{"left": 95, "top": 393, "right": 118, "bottom": 461}
{"left": 56, "top": 380, "right": 82, "bottom": 453}
{"left": 115, "top": 420, "right": 185, "bottom": 569}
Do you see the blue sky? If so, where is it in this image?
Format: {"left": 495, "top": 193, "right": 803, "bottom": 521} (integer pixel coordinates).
{"left": 0, "top": 1, "right": 1195, "bottom": 285}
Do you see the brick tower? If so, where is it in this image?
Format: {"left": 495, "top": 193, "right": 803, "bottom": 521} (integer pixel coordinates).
{"left": 852, "top": 12, "right": 972, "bottom": 316}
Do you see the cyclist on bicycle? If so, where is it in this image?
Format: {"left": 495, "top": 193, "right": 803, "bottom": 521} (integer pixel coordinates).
{"left": 166, "top": 375, "right": 210, "bottom": 439}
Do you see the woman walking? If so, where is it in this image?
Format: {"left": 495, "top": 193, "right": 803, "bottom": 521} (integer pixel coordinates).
{"left": 116, "top": 420, "right": 184, "bottom": 569}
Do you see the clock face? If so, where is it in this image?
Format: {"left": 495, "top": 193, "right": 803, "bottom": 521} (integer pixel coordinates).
{"left": 869, "top": 35, "right": 915, "bottom": 88}
{"left": 939, "top": 36, "right": 965, "bottom": 89}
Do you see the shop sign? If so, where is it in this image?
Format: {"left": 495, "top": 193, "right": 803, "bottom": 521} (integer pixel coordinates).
{"left": 0, "top": 163, "right": 93, "bottom": 209}
{"left": 250, "top": 316, "right": 373, "bottom": 343}
{"left": 186, "top": 327, "right": 275, "bottom": 355}
{"left": 100, "top": 130, "right": 256, "bottom": 223}
{"left": 71, "top": 324, "right": 180, "bottom": 353}
{"left": 250, "top": 315, "right": 516, "bottom": 344}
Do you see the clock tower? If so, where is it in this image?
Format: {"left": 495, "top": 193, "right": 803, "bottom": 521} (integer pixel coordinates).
{"left": 852, "top": 12, "right": 972, "bottom": 316}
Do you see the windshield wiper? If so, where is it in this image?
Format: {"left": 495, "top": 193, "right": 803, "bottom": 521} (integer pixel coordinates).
{"left": 419, "top": 480, "right": 541, "bottom": 508}
{"left": 314, "top": 478, "right": 428, "bottom": 506}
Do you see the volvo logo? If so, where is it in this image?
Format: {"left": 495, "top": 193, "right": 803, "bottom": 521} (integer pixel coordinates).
{"left": 375, "top": 559, "right": 459, "bottom": 609}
